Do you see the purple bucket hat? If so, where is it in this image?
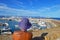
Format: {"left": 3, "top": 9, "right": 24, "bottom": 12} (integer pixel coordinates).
{"left": 19, "top": 18, "right": 32, "bottom": 30}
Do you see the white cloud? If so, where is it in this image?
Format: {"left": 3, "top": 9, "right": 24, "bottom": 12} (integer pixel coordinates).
{"left": 0, "top": 3, "right": 60, "bottom": 17}
{"left": 37, "top": 5, "right": 60, "bottom": 12}
{"left": 0, "top": 3, "right": 40, "bottom": 16}
{"left": 0, "top": 3, "right": 7, "bottom": 6}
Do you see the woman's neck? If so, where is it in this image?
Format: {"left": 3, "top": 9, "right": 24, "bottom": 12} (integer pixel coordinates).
{"left": 21, "top": 29, "right": 27, "bottom": 32}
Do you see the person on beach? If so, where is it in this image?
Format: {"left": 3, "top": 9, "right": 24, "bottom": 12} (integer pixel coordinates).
{"left": 12, "top": 18, "right": 32, "bottom": 40}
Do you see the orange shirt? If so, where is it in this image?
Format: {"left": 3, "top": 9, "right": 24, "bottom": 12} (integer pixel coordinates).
{"left": 12, "top": 31, "right": 32, "bottom": 40}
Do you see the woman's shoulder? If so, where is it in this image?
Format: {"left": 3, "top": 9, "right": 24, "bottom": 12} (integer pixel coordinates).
{"left": 13, "top": 31, "right": 32, "bottom": 35}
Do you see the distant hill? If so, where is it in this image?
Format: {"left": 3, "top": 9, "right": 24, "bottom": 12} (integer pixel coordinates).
{"left": 0, "top": 16, "right": 60, "bottom": 20}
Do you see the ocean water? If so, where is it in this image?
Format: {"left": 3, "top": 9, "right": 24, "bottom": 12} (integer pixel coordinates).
{"left": 52, "top": 18, "right": 60, "bottom": 20}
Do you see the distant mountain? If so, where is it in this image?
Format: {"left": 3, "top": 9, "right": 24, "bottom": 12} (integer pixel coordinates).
{"left": 0, "top": 16, "right": 60, "bottom": 20}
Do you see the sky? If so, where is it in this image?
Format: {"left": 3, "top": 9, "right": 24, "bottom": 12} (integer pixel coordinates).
{"left": 0, "top": 0, "right": 60, "bottom": 18}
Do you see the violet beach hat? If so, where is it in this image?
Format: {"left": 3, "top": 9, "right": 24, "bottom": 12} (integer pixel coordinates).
{"left": 19, "top": 18, "right": 32, "bottom": 31}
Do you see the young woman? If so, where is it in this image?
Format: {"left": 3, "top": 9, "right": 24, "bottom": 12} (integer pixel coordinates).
{"left": 12, "top": 18, "right": 32, "bottom": 40}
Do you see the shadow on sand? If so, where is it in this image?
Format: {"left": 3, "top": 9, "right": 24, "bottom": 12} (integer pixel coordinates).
{"left": 32, "top": 33, "right": 48, "bottom": 40}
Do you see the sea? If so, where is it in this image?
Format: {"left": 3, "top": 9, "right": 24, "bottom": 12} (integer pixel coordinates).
{"left": 51, "top": 18, "right": 60, "bottom": 20}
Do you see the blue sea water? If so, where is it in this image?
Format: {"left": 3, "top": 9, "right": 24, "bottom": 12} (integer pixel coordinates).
{"left": 52, "top": 18, "right": 60, "bottom": 20}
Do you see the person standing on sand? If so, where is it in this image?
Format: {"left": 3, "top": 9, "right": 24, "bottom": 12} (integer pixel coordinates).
{"left": 12, "top": 18, "right": 32, "bottom": 40}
